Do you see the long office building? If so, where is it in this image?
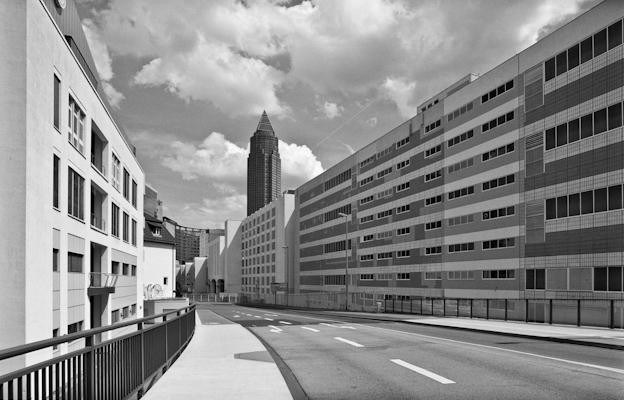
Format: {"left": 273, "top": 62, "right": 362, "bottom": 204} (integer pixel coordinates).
{"left": 295, "top": 0, "right": 624, "bottom": 307}
{"left": 0, "top": 0, "right": 145, "bottom": 370}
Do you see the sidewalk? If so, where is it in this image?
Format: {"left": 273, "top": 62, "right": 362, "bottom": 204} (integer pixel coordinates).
{"left": 322, "top": 310, "right": 624, "bottom": 350}
{"left": 143, "top": 313, "right": 292, "bottom": 399}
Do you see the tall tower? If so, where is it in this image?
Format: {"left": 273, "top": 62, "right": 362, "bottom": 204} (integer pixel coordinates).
{"left": 247, "top": 111, "right": 281, "bottom": 215}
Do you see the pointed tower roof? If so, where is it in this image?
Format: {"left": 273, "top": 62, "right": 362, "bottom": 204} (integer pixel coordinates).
{"left": 255, "top": 111, "right": 275, "bottom": 135}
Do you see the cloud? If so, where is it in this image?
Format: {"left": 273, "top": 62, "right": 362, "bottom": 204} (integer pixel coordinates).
{"left": 81, "top": 19, "right": 125, "bottom": 107}
{"left": 318, "top": 101, "right": 344, "bottom": 120}
{"left": 519, "top": 0, "right": 591, "bottom": 43}
{"left": 161, "top": 131, "right": 323, "bottom": 190}
{"left": 381, "top": 77, "right": 417, "bottom": 118}
{"left": 364, "top": 117, "right": 378, "bottom": 128}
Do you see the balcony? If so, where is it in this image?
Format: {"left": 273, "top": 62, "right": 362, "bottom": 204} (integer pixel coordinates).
{"left": 88, "top": 272, "right": 117, "bottom": 296}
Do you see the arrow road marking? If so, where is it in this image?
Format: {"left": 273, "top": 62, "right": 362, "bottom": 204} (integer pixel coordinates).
{"left": 334, "top": 337, "right": 364, "bottom": 347}
{"left": 390, "top": 359, "right": 455, "bottom": 384}
{"left": 269, "top": 325, "right": 283, "bottom": 333}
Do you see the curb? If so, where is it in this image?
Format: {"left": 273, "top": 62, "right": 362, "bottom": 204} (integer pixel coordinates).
{"left": 249, "top": 306, "right": 624, "bottom": 352}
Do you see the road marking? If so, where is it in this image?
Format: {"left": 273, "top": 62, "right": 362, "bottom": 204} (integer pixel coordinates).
{"left": 265, "top": 313, "right": 279, "bottom": 317}
{"left": 321, "top": 322, "right": 356, "bottom": 329}
{"left": 268, "top": 325, "right": 283, "bottom": 333}
{"left": 233, "top": 315, "right": 240, "bottom": 318}
{"left": 254, "top": 315, "right": 262, "bottom": 319}
{"left": 301, "top": 327, "right": 320, "bottom": 332}
{"left": 334, "top": 337, "right": 364, "bottom": 347}
{"left": 320, "top": 323, "right": 337, "bottom": 327}
{"left": 390, "top": 359, "right": 455, "bottom": 384}
{"left": 264, "top": 317, "right": 274, "bottom": 321}
{"left": 358, "top": 324, "right": 624, "bottom": 376}
{"left": 279, "top": 321, "right": 292, "bottom": 325}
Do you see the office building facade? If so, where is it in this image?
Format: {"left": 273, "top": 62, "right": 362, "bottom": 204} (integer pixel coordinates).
{"left": 247, "top": 111, "right": 281, "bottom": 215}
{"left": 241, "top": 192, "right": 295, "bottom": 296}
{"left": 295, "top": 0, "right": 624, "bottom": 306}
{"left": 0, "top": 0, "right": 144, "bottom": 369}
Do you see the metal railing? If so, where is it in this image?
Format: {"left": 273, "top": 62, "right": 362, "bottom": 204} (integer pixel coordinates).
{"left": 0, "top": 304, "right": 196, "bottom": 399}
{"left": 89, "top": 272, "right": 118, "bottom": 288}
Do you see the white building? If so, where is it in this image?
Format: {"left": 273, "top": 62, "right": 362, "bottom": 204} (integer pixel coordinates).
{"left": 196, "top": 220, "right": 242, "bottom": 295}
{"left": 0, "top": 0, "right": 144, "bottom": 370}
{"left": 241, "top": 191, "right": 295, "bottom": 296}
{"left": 143, "top": 214, "right": 176, "bottom": 299}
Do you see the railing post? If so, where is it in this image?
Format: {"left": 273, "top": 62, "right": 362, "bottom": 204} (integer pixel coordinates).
{"left": 138, "top": 321, "right": 145, "bottom": 386}
{"left": 505, "top": 299, "right": 508, "bottom": 321}
{"left": 420, "top": 297, "right": 423, "bottom": 314}
{"left": 486, "top": 299, "right": 489, "bottom": 320}
{"left": 525, "top": 299, "right": 529, "bottom": 323}
{"left": 549, "top": 299, "right": 553, "bottom": 325}
{"left": 410, "top": 298, "right": 413, "bottom": 314}
{"left": 84, "top": 335, "right": 95, "bottom": 400}
{"left": 470, "top": 299, "right": 473, "bottom": 319}
{"left": 577, "top": 299, "right": 581, "bottom": 327}
{"left": 392, "top": 298, "right": 395, "bottom": 313}
{"left": 610, "top": 299, "right": 615, "bottom": 329}
{"left": 457, "top": 299, "right": 459, "bottom": 317}
{"left": 431, "top": 297, "right": 434, "bottom": 316}
{"left": 164, "top": 314, "right": 168, "bottom": 366}
{"left": 443, "top": 298, "right": 446, "bottom": 317}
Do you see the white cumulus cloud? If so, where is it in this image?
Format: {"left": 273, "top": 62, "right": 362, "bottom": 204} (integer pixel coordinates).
{"left": 381, "top": 77, "right": 417, "bottom": 118}
{"left": 318, "top": 101, "right": 344, "bottom": 120}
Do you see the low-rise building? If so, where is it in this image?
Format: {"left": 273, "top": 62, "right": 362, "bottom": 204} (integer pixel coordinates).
{"left": 143, "top": 213, "right": 176, "bottom": 299}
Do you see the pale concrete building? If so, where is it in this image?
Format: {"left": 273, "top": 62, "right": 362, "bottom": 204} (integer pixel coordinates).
{"left": 0, "top": 0, "right": 144, "bottom": 371}
{"left": 143, "top": 214, "right": 176, "bottom": 299}
{"left": 194, "top": 220, "right": 242, "bottom": 294}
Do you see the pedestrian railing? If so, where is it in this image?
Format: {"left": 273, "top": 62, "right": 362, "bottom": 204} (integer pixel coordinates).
{"left": 89, "top": 272, "right": 118, "bottom": 288}
{"left": 0, "top": 304, "right": 196, "bottom": 399}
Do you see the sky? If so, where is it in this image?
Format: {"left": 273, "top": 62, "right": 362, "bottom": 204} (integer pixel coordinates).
{"left": 75, "top": 0, "right": 600, "bottom": 228}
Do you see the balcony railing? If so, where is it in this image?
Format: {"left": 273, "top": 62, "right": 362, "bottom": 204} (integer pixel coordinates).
{"left": 0, "top": 304, "right": 196, "bottom": 399}
{"left": 89, "top": 272, "right": 117, "bottom": 289}
{"left": 90, "top": 214, "right": 106, "bottom": 232}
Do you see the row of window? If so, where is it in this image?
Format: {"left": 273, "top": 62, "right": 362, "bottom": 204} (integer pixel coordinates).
{"left": 377, "top": 166, "right": 393, "bottom": 178}
{"left": 482, "top": 173, "right": 515, "bottom": 191}
{"left": 396, "top": 136, "right": 410, "bottom": 149}
{"left": 544, "top": 19, "right": 622, "bottom": 82}
{"left": 448, "top": 157, "right": 474, "bottom": 174}
{"left": 448, "top": 242, "right": 475, "bottom": 253}
{"left": 447, "top": 214, "right": 474, "bottom": 227}
{"left": 359, "top": 155, "right": 376, "bottom": 169}
{"left": 483, "top": 205, "right": 515, "bottom": 221}
{"left": 425, "top": 144, "right": 442, "bottom": 158}
{"left": 447, "top": 129, "right": 474, "bottom": 148}
{"left": 424, "top": 169, "right": 442, "bottom": 182}
{"left": 447, "top": 101, "right": 474, "bottom": 122}
{"left": 324, "top": 169, "right": 351, "bottom": 191}
{"left": 420, "top": 98, "right": 439, "bottom": 112}
{"left": 111, "top": 262, "right": 137, "bottom": 276}
{"left": 110, "top": 203, "right": 138, "bottom": 245}
{"left": 425, "top": 194, "right": 443, "bottom": 206}
{"left": 448, "top": 185, "right": 475, "bottom": 200}
{"left": 111, "top": 304, "right": 137, "bottom": 323}
{"left": 424, "top": 119, "right": 441, "bottom": 133}
{"left": 324, "top": 204, "right": 351, "bottom": 223}
{"left": 397, "top": 159, "right": 410, "bottom": 170}
{"left": 481, "top": 80, "right": 514, "bottom": 104}
{"left": 545, "top": 184, "right": 624, "bottom": 219}
{"left": 481, "top": 111, "right": 515, "bottom": 133}
{"left": 324, "top": 240, "right": 350, "bottom": 253}
{"left": 377, "top": 146, "right": 393, "bottom": 160}
{"left": 425, "top": 220, "right": 442, "bottom": 230}
{"left": 544, "top": 102, "right": 623, "bottom": 150}
{"left": 482, "top": 142, "right": 514, "bottom": 162}
{"left": 241, "top": 207, "right": 276, "bottom": 233}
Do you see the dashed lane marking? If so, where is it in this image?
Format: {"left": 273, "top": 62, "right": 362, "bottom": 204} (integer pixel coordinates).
{"left": 390, "top": 359, "right": 455, "bottom": 384}
{"left": 279, "top": 321, "right": 292, "bottom": 325}
{"left": 264, "top": 318, "right": 274, "bottom": 321}
{"left": 334, "top": 337, "right": 364, "bottom": 348}
{"left": 301, "top": 327, "right": 320, "bottom": 333}
{"left": 254, "top": 315, "right": 263, "bottom": 319}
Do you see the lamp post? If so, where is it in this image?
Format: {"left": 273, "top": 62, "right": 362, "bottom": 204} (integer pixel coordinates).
{"left": 338, "top": 212, "right": 350, "bottom": 311}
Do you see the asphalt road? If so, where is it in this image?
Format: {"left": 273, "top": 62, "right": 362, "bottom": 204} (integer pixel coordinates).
{"left": 200, "top": 304, "right": 624, "bottom": 400}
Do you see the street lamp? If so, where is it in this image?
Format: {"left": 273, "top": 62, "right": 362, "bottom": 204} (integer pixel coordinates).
{"left": 338, "top": 212, "right": 350, "bottom": 311}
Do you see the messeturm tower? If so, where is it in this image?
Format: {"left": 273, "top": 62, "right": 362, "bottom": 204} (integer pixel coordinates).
{"left": 247, "top": 111, "right": 281, "bottom": 215}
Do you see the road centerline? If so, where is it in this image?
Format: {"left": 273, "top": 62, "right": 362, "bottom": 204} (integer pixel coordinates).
{"left": 334, "top": 337, "right": 364, "bottom": 348}
{"left": 390, "top": 359, "right": 455, "bottom": 384}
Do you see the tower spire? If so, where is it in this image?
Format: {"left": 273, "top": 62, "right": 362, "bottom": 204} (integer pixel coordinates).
{"left": 255, "top": 110, "right": 275, "bottom": 135}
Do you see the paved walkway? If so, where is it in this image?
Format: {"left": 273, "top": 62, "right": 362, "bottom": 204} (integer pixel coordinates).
{"left": 143, "top": 312, "right": 292, "bottom": 399}
{"left": 323, "top": 310, "right": 624, "bottom": 349}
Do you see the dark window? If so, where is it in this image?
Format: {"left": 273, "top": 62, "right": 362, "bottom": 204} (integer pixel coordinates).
{"left": 608, "top": 267, "right": 622, "bottom": 291}
{"left": 608, "top": 20, "right": 622, "bottom": 50}
{"left": 581, "top": 190, "right": 593, "bottom": 214}
{"left": 53, "top": 75, "right": 60, "bottom": 129}
{"left": 581, "top": 113, "right": 593, "bottom": 138}
{"left": 595, "top": 188, "right": 607, "bottom": 212}
{"left": 568, "top": 43, "right": 580, "bottom": 69}
{"left": 131, "top": 180, "right": 137, "bottom": 208}
{"left": 594, "top": 267, "right": 607, "bottom": 291}
{"left": 111, "top": 203, "right": 119, "bottom": 237}
{"left": 68, "top": 252, "right": 83, "bottom": 273}
{"left": 594, "top": 108, "right": 607, "bottom": 134}
{"left": 131, "top": 219, "right": 137, "bottom": 245}
{"left": 53, "top": 155, "right": 60, "bottom": 209}
{"left": 546, "top": 198, "right": 556, "bottom": 220}
{"left": 544, "top": 57, "right": 556, "bottom": 81}
{"left": 68, "top": 168, "right": 84, "bottom": 220}
{"left": 53, "top": 248, "right": 59, "bottom": 272}
{"left": 608, "top": 102, "right": 622, "bottom": 130}
{"left": 535, "top": 269, "right": 545, "bottom": 290}
{"left": 609, "top": 185, "right": 622, "bottom": 210}
{"left": 556, "top": 196, "right": 568, "bottom": 218}
{"left": 594, "top": 29, "right": 607, "bottom": 57}
{"left": 555, "top": 51, "right": 567, "bottom": 76}
{"left": 556, "top": 123, "right": 567, "bottom": 147}
{"left": 526, "top": 269, "right": 535, "bottom": 289}
{"left": 569, "top": 193, "right": 580, "bottom": 216}
{"left": 580, "top": 37, "right": 593, "bottom": 64}
{"left": 506, "top": 80, "right": 513, "bottom": 90}
{"left": 568, "top": 119, "right": 580, "bottom": 142}
{"left": 123, "top": 212, "right": 129, "bottom": 241}
{"left": 545, "top": 128, "right": 556, "bottom": 150}
{"left": 123, "top": 169, "right": 130, "bottom": 200}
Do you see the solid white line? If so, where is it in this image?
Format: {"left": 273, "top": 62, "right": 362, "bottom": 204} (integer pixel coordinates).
{"left": 279, "top": 321, "right": 292, "bottom": 325}
{"left": 391, "top": 359, "right": 455, "bottom": 384}
{"left": 264, "top": 317, "right": 274, "bottom": 321}
{"left": 334, "top": 337, "right": 364, "bottom": 347}
{"left": 301, "top": 327, "right": 320, "bottom": 332}
{"left": 358, "top": 324, "right": 624, "bottom": 376}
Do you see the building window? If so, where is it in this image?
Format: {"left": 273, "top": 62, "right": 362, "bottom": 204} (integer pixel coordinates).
{"left": 53, "top": 75, "right": 61, "bottom": 130}
{"left": 67, "top": 321, "right": 83, "bottom": 334}
{"left": 123, "top": 263, "right": 129, "bottom": 275}
{"left": 131, "top": 219, "right": 137, "bottom": 246}
{"left": 396, "top": 272, "right": 410, "bottom": 280}
{"left": 396, "top": 250, "right": 410, "bottom": 258}
{"left": 111, "top": 154, "right": 121, "bottom": 191}
{"left": 526, "top": 268, "right": 545, "bottom": 290}
{"left": 395, "top": 182, "right": 410, "bottom": 192}
{"left": 482, "top": 269, "right": 516, "bottom": 280}
{"left": 164, "top": 277, "right": 168, "bottom": 285}
{"left": 360, "top": 254, "right": 374, "bottom": 261}
{"left": 424, "top": 271, "right": 442, "bottom": 280}
{"left": 131, "top": 180, "right": 137, "bottom": 208}
{"left": 53, "top": 248, "right": 59, "bottom": 272}
{"left": 122, "top": 212, "right": 129, "bottom": 242}
{"left": 68, "top": 252, "right": 83, "bottom": 273}
{"left": 396, "top": 227, "right": 411, "bottom": 235}
{"left": 482, "top": 238, "right": 515, "bottom": 250}
{"left": 68, "top": 97, "right": 85, "bottom": 153}
{"left": 112, "top": 310, "right": 120, "bottom": 323}
{"left": 53, "top": 155, "right": 60, "bottom": 209}
{"left": 67, "top": 168, "right": 84, "bottom": 220}
{"left": 112, "top": 261, "right": 120, "bottom": 275}
{"left": 111, "top": 203, "right": 120, "bottom": 237}
{"left": 448, "top": 242, "right": 475, "bottom": 253}
{"left": 123, "top": 169, "right": 130, "bottom": 200}
{"left": 52, "top": 328, "right": 59, "bottom": 350}
{"left": 425, "top": 246, "right": 442, "bottom": 255}
{"left": 593, "top": 28, "right": 607, "bottom": 57}
{"left": 377, "top": 252, "right": 393, "bottom": 259}
{"left": 608, "top": 20, "right": 623, "bottom": 50}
